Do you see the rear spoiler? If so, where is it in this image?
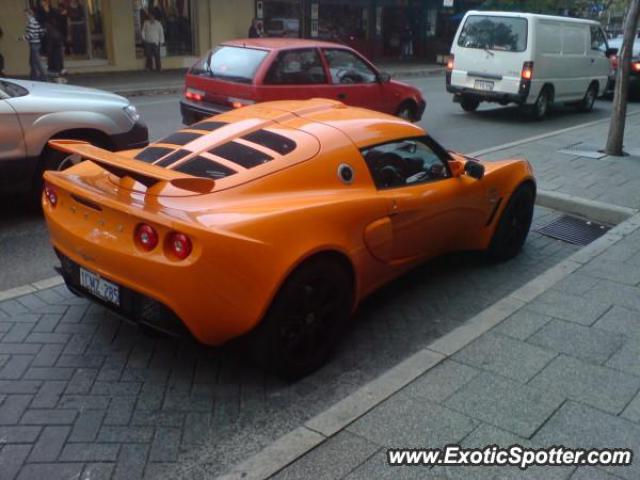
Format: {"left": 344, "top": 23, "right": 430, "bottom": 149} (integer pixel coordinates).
{"left": 47, "top": 140, "right": 215, "bottom": 194}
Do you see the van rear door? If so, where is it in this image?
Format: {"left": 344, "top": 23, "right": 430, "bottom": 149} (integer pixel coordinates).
{"left": 452, "top": 14, "right": 529, "bottom": 96}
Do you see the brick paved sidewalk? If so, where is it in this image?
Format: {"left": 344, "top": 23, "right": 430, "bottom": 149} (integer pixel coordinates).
{"left": 218, "top": 117, "right": 640, "bottom": 479}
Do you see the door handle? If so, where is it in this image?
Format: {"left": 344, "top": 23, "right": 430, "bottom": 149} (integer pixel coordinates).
{"left": 337, "top": 93, "right": 347, "bottom": 100}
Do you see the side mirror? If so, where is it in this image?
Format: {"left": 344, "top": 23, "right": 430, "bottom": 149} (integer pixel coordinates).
{"left": 606, "top": 47, "right": 618, "bottom": 58}
{"left": 464, "top": 160, "right": 485, "bottom": 180}
{"left": 378, "top": 71, "right": 391, "bottom": 83}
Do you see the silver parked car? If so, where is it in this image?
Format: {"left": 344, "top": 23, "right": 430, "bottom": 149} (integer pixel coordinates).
{"left": 0, "top": 78, "right": 148, "bottom": 197}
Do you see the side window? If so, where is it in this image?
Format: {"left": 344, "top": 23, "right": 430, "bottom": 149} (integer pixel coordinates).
{"left": 590, "top": 26, "right": 607, "bottom": 53}
{"left": 324, "top": 49, "right": 378, "bottom": 84}
{"left": 264, "top": 49, "right": 327, "bottom": 85}
{"left": 362, "top": 138, "right": 450, "bottom": 190}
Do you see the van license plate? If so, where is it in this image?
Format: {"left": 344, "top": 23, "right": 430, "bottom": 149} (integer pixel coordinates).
{"left": 79, "top": 268, "right": 120, "bottom": 306}
{"left": 475, "top": 80, "right": 494, "bottom": 91}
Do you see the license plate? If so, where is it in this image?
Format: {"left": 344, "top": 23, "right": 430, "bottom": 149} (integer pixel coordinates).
{"left": 474, "top": 79, "right": 494, "bottom": 91}
{"left": 79, "top": 268, "right": 120, "bottom": 307}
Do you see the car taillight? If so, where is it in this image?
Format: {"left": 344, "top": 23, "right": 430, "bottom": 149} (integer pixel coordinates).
{"left": 228, "top": 97, "right": 256, "bottom": 109}
{"left": 185, "top": 88, "right": 205, "bottom": 102}
{"left": 446, "top": 55, "right": 454, "bottom": 72}
{"left": 167, "top": 232, "right": 192, "bottom": 260}
{"left": 633, "top": 62, "right": 640, "bottom": 72}
{"left": 44, "top": 182, "right": 58, "bottom": 207}
{"left": 135, "top": 223, "right": 159, "bottom": 251}
{"left": 521, "top": 61, "right": 534, "bottom": 80}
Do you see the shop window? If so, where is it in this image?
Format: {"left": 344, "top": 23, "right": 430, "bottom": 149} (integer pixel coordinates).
{"left": 29, "top": 0, "right": 106, "bottom": 60}
{"left": 263, "top": 0, "right": 301, "bottom": 38}
{"left": 133, "top": 0, "right": 194, "bottom": 57}
{"left": 317, "top": 3, "right": 367, "bottom": 43}
{"left": 323, "top": 49, "right": 377, "bottom": 84}
{"left": 264, "top": 49, "right": 326, "bottom": 85}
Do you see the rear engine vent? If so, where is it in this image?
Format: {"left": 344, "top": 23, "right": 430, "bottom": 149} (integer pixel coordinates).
{"left": 191, "top": 120, "right": 227, "bottom": 131}
{"left": 135, "top": 146, "right": 174, "bottom": 163}
{"left": 209, "top": 142, "right": 273, "bottom": 168}
{"left": 242, "top": 129, "right": 296, "bottom": 155}
{"left": 174, "top": 156, "right": 236, "bottom": 179}
{"left": 155, "top": 149, "right": 190, "bottom": 167}
{"left": 159, "top": 131, "right": 203, "bottom": 146}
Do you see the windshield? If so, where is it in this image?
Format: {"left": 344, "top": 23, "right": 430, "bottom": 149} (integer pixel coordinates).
{"left": 190, "top": 46, "right": 269, "bottom": 84}
{"left": 458, "top": 15, "right": 528, "bottom": 52}
{"left": 0, "top": 80, "right": 29, "bottom": 98}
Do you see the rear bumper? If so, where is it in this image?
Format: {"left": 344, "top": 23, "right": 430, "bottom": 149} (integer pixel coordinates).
{"left": 447, "top": 84, "right": 527, "bottom": 104}
{"left": 180, "top": 99, "right": 231, "bottom": 125}
{"left": 111, "top": 121, "right": 149, "bottom": 151}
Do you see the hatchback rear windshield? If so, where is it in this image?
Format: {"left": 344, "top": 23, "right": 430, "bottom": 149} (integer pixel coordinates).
{"left": 458, "top": 15, "right": 528, "bottom": 52}
{"left": 190, "top": 46, "right": 269, "bottom": 83}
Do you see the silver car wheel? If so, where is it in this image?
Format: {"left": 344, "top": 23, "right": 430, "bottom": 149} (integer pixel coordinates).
{"left": 57, "top": 154, "right": 82, "bottom": 171}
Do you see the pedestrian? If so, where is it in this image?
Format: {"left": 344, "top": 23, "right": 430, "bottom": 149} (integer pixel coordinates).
{"left": 401, "top": 23, "right": 414, "bottom": 59}
{"left": 37, "top": 0, "right": 67, "bottom": 81}
{"left": 19, "top": 9, "right": 48, "bottom": 81}
{"left": 248, "top": 18, "right": 261, "bottom": 38}
{"left": 142, "top": 11, "right": 164, "bottom": 71}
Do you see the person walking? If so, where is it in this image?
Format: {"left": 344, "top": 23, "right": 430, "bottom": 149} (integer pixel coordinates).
{"left": 401, "top": 23, "right": 414, "bottom": 59}
{"left": 20, "top": 9, "right": 48, "bottom": 81}
{"left": 37, "top": 1, "right": 66, "bottom": 81}
{"left": 248, "top": 19, "right": 261, "bottom": 38}
{"left": 142, "top": 11, "right": 164, "bottom": 71}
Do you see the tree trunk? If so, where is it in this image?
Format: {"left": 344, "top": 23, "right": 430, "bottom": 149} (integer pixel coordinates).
{"left": 606, "top": 0, "right": 640, "bottom": 156}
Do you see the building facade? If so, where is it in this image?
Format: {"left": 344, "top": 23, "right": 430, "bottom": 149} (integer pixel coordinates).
{"left": 1, "top": 0, "right": 482, "bottom": 77}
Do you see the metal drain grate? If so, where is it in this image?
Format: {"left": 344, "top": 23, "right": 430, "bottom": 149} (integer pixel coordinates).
{"left": 535, "top": 215, "right": 610, "bottom": 246}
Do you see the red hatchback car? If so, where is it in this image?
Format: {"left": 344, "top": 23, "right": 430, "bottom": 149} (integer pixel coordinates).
{"left": 180, "top": 38, "right": 426, "bottom": 125}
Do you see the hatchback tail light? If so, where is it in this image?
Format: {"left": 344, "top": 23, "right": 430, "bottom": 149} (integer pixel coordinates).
{"left": 44, "top": 182, "right": 58, "bottom": 207}
{"left": 135, "top": 223, "right": 159, "bottom": 251}
{"left": 633, "top": 61, "right": 640, "bottom": 73}
{"left": 185, "top": 87, "right": 205, "bottom": 102}
{"left": 228, "top": 97, "right": 256, "bottom": 109}
{"left": 167, "top": 232, "right": 192, "bottom": 260}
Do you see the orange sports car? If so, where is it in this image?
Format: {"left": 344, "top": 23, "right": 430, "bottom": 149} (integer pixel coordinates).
{"left": 43, "top": 99, "right": 536, "bottom": 379}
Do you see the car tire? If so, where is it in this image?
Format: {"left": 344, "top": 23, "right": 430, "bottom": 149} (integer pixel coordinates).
{"left": 577, "top": 83, "right": 598, "bottom": 112}
{"left": 249, "top": 257, "right": 353, "bottom": 380}
{"left": 529, "top": 87, "right": 551, "bottom": 120}
{"left": 460, "top": 96, "right": 480, "bottom": 112}
{"left": 487, "top": 183, "right": 535, "bottom": 262}
{"left": 30, "top": 147, "right": 82, "bottom": 208}
{"left": 395, "top": 102, "right": 416, "bottom": 122}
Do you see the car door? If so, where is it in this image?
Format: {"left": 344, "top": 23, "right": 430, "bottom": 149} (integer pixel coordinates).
{"left": 0, "top": 94, "right": 26, "bottom": 163}
{"left": 321, "top": 48, "right": 396, "bottom": 113}
{"left": 260, "top": 48, "right": 336, "bottom": 101}
{"left": 361, "top": 137, "right": 488, "bottom": 263}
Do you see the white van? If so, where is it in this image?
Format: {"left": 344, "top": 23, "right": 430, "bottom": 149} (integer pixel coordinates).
{"left": 446, "top": 11, "right": 614, "bottom": 119}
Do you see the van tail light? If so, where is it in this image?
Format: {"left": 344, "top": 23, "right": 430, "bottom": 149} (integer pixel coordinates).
{"left": 135, "top": 223, "right": 159, "bottom": 251}
{"left": 44, "top": 182, "right": 58, "bottom": 208}
{"left": 519, "top": 61, "right": 534, "bottom": 96}
{"left": 167, "top": 232, "right": 192, "bottom": 260}
{"left": 445, "top": 55, "right": 454, "bottom": 86}
{"left": 521, "top": 61, "right": 534, "bottom": 80}
{"left": 446, "top": 55, "right": 454, "bottom": 72}
{"left": 632, "top": 61, "right": 640, "bottom": 73}
{"left": 185, "top": 88, "right": 205, "bottom": 102}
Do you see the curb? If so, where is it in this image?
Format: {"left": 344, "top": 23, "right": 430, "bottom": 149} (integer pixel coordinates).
{"left": 217, "top": 211, "right": 640, "bottom": 480}
{"left": 0, "top": 276, "right": 64, "bottom": 303}
{"left": 537, "top": 190, "right": 637, "bottom": 225}
{"left": 113, "top": 85, "right": 183, "bottom": 98}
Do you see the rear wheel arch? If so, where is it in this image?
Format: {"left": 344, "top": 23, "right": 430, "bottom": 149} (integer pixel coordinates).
{"left": 286, "top": 250, "right": 357, "bottom": 302}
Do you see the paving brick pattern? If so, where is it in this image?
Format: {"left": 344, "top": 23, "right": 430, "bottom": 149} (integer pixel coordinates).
{"left": 273, "top": 214, "right": 640, "bottom": 480}
{"left": 0, "top": 209, "right": 576, "bottom": 479}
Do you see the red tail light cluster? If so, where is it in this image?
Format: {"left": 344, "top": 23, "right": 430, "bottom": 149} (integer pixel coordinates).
{"left": 521, "top": 61, "right": 534, "bottom": 80}
{"left": 44, "top": 183, "right": 58, "bottom": 207}
{"left": 633, "top": 62, "right": 640, "bottom": 73}
{"left": 134, "top": 223, "right": 193, "bottom": 261}
{"left": 184, "top": 88, "right": 205, "bottom": 102}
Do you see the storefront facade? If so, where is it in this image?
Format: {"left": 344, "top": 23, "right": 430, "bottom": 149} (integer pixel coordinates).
{"left": 2, "top": 0, "right": 254, "bottom": 76}
{"left": 256, "top": 0, "right": 484, "bottom": 61}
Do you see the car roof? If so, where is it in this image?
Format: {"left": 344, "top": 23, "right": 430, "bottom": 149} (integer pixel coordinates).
{"left": 464, "top": 10, "right": 601, "bottom": 26}
{"left": 221, "top": 38, "right": 350, "bottom": 51}
{"left": 135, "top": 99, "right": 424, "bottom": 191}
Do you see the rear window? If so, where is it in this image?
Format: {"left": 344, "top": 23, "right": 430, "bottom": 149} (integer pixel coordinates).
{"left": 174, "top": 156, "right": 236, "bottom": 179}
{"left": 458, "top": 15, "right": 528, "bottom": 52}
{"left": 191, "top": 46, "right": 269, "bottom": 84}
{"left": 209, "top": 142, "right": 273, "bottom": 168}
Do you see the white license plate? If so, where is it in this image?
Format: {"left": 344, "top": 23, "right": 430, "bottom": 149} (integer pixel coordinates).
{"left": 79, "top": 268, "right": 120, "bottom": 307}
{"left": 474, "top": 79, "right": 495, "bottom": 91}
